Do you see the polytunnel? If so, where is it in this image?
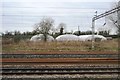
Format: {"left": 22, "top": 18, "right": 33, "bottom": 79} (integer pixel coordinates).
{"left": 79, "top": 35, "right": 91, "bottom": 41}
{"left": 56, "top": 34, "right": 79, "bottom": 41}
{"left": 30, "top": 34, "right": 54, "bottom": 42}
{"left": 79, "top": 35, "right": 107, "bottom": 41}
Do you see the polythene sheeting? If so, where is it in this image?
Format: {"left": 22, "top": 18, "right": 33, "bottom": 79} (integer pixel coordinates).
{"left": 56, "top": 34, "right": 79, "bottom": 41}
{"left": 56, "top": 34, "right": 107, "bottom": 41}
{"left": 30, "top": 34, "right": 54, "bottom": 41}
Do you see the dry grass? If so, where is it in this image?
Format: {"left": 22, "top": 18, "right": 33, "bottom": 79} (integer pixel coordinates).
{"left": 94, "top": 39, "right": 118, "bottom": 51}
{"left": 2, "top": 39, "right": 118, "bottom": 53}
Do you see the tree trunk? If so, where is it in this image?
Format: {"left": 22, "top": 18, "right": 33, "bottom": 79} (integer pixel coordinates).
{"left": 43, "top": 34, "right": 47, "bottom": 42}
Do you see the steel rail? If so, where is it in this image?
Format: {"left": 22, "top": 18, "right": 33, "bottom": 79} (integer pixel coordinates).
{"left": 2, "top": 67, "right": 119, "bottom": 70}
{"left": 2, "top": 54, "right": 118, "bottom": 59}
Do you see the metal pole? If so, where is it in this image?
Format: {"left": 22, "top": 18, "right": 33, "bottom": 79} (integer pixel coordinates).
{"left": 92, "top": 18, "right": 95, "bottom": 50}
{"left": 92, "top": 11, "right": 97, "bottom": 50}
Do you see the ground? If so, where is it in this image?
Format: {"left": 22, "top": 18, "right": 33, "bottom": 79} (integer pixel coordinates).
{"left": 2, "top": 39, "right": 118, "bottom": 54}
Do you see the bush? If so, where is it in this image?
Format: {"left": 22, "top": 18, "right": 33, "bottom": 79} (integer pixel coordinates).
{"left": 13, "top": 35, "right": 21, "bottom": 43}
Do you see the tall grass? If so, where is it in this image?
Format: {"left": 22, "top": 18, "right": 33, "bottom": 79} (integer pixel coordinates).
{"left": 2, "top": 39, "right": 118, "bottom": 53}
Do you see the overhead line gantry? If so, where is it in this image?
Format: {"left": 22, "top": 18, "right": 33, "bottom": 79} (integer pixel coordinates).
{"left": 92, "top": 5, "right": 120, "bottom": 49}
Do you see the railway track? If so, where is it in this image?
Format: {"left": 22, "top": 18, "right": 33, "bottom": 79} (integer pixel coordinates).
{"left": 2, "top": 58, "right": 119, "bottom": 64}
{"left": 2, "top": 54, "right": 118, "bottom": 59}
{"left": 2, "top": 67, "right": 120, "bottom": 75}
{"left": 2, "top": 53, "right": 119, "bottom": 79}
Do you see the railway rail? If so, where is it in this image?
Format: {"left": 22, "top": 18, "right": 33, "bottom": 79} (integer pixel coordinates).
{"left": 2, "top": 67, "right": 120, "bottom": 75}
{"left": 2, "top": 54, "right": 118, "bottom": 59}
{"left": 2, "top": 57, "right": 119, "bottom": 61}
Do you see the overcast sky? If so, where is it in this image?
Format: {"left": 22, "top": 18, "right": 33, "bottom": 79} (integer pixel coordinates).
{"left": 1, "top": 0, "right": 119, "bottom": 33}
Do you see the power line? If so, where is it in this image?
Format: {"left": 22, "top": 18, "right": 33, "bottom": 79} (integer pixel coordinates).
{"left": 93, "top": 6, "right": 120, "bottom": 21}
{"left": 1, "top": 15, "right": 94, "bottom": 18}
{"left": 2, "top": 6, "right": 110, "bottom": 10}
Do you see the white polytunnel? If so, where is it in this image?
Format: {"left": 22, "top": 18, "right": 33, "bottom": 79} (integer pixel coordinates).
{"left": 79, "top": 35, "right": 91, "bottom": 41}
{"left": 79, "top": 35, "right": 107, "bottom": 41}
{"left": 56, "top": 34, "right": 79, "bottom": 41}
{"left": 30, "top": 34, "right": 54, "bottom": 42}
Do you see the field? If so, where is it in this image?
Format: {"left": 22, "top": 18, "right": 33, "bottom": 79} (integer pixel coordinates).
{"left": 2, "top": 39, "right": 118, "bottom": 54}
{"left": 2, "top": 39, "right": 119, "bottom": 79}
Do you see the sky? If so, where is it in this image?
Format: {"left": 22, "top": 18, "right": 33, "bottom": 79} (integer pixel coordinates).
{"left": 0, "top": 0, "right": 119, "bottom": 34}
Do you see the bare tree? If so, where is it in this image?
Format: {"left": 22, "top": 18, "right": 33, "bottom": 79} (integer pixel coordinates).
{"left": 117, "top": 1, "right": 120, "bottom": 36}
{"left": 58, "top": 23, "right": 66, "bottom": 35}
{"left": 34, "top": 17, "right": 54, "bottom": 42}
{"left": 107, "top": 1, "right": 120, "bottom": 35}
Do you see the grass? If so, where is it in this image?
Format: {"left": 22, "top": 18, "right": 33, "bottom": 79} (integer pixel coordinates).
{"left": 2, "top": 39, "right": 118, "bottom": 53}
